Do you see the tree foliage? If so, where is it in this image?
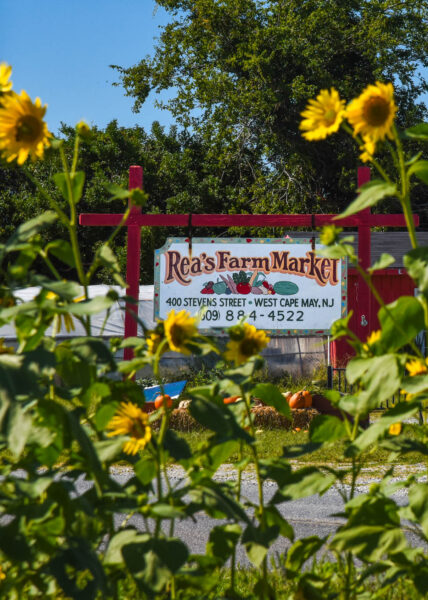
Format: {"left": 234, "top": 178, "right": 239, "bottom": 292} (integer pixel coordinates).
{"left": 1, "top": 120, "right": 262, "bottom": 284}
{"left": 113, "top": 0, "right": 428, "bottom": 213}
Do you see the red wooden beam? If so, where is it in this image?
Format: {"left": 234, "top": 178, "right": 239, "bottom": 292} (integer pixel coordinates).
{"left": 79, "top": 212, "right": 419, "bottom": 228}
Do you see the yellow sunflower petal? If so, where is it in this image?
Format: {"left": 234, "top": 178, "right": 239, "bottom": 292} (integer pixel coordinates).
{"left": 0, "top": 89, "right": 51, "bottom": 164}
{"left": 346, "top": 82, "right": 397, "bottom": 142}
{"left": 300, "top": 88, "right": 345, "bottom": 141}
{"left": 107, "top": 401, "right": 151, "bottom": 455}
{"left": 224, "top": 323, "right": 269, "bottom": 366}
{"left": 164, "top": 309, "right": 198, "bottom": 354}
{"left": 0, "top": 63, "right": 13, "bottom": 93}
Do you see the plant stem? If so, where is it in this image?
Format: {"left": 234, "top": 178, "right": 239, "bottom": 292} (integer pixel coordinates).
{"left": 393, "top": 126, "right": 418, "bottom": 250}
{"left": 231, "top": 439, "right": 244, "bottom": 594}
{"left": 242, "top": 387, "right": 269, "bottom": 597}
{"left": 23, "top": 167, "right": 69, "bottom": 226}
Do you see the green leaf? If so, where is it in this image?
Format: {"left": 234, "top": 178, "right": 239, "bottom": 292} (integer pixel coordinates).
{"left": 309, "top": 415, "right": 348, "bottom": 442}
{"left": 189, "top": 397, "right": 252, "bottom": 442}
{"left": 81, "top": 382, "right": 111, "bottom": 408}
{"left": 94, "top": 437, "right": 126, "bottom": 462}
{"left": 94, "top": 401, "right": 119, "bottom": 431}
{"left": 122, "top": 538, "right": 189, "bottom": 593}
{"left": 404, "top": 123, "right": 428, "bottom": 141}
{"left": 346, "top": 354, "right": 401, "bottom": 411}
{"left": 97, "top": 244, "right": 126, "bottom": 287}
{"left": 68, "top": 294, "right": 116, "bottom": 315}
{"left": 408, "top": 159, "right": 428, "bottom": 184}
{"left": 105, "top": 182, "right": 132, "bottom": 200}
{"left": 67, "top": 338, "right": 116, "bottom": 367}
{"left": 408, "top": 483, "right": 428, "bottom": 538}
{"left": 335, "top": 181, "right": 397, "bottom": 219}
{"left": 404, "top": 247, "right": 428, "bottom": 294}
{"left": 285, "top": 536, "right": 326, "bottom": 574}
{"left": 349, "top": 401, "right": 419, "bottom": 453}
{"left": 242, "top": 524, "right": 279, "bottom": 567}
{"left": 400, "top": 374, "right": 428, "bottom": 394}
{"left": 264, "top": 505, "right": 294, "bottom": 540}
{"left": 15, "top": 476, "right": 52, "bottom": 499}
{"left": 272, "top": 466, "right": 335, "bottom": 502}
{"left": 104, "top": 530, "right": 148, "bottom": 565}
{"left": 206, "top": 524, "right": 242, "bottom": 563}
{"left": 150, "top": 504, "right": 185, "bottom": 519}
{"left": 164, "top": 429, "right": 192, "bottom": 460}
{"left": 368, "top": 253, "right": 395, "bottom": 273}
{"left": 378, "top": 296, "right": 425, "bottom": 352}
{"left": 332, "top": 525, "right": 406, "bottom": 561}
{"left": 188, "top": 481, "right": 250, "bottom": 523}
{"left": 135, "top": 456, "right": 157, "bottom": 486}
{"left": 53, "top": 171, "right": 85, "bottom": 204}
{"left": 3, "top": 211, "right": 57, "bottom": 255}
{"left": 251, "top": 383, "right": 291, "bottom": 417}
{"left": 45, "top": 239, "right": 76, "bottom": 268}
{"left": 36, "top": 277, "right": 81, "bottom": 300}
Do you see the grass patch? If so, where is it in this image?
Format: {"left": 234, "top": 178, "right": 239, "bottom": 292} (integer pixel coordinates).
{"left": 177, "top": 423, "right": 427, "bottom": 467}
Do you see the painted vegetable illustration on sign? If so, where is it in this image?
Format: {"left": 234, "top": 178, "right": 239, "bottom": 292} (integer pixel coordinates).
{"left": 200, "top": 272, "right": 299, "bottom": 295}
{"left": 233, "top": 271, "right": 252, "bottom": 294}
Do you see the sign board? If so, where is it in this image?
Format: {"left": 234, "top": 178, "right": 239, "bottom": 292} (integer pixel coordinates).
{"left": 154, "top": 238, "right": 347, "bottom": 335}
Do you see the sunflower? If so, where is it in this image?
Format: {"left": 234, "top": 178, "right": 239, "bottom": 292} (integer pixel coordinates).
{"left": 46, "top": 291, "right": 85, "bottom": 334}
{"left": 107, "top": 401, "right": 151, "bottom": 455}
{"left": 359, "top": 136, "right": 376, "bottom": 163}
{"left": 224, "top": 322, "right": 269, "bottom": 366}
{"left": 299, "top": 88, "right": 345, "bottom": 141}
{"left": 345, "top": 82, "right": 397, "bottom": 142}
{"left": 164, "top": 309, "right": 198, "bottom": 354}
{"left": 319, "top": 225, "right": 343, "bottom": 246}
{"left": 0, "top": 63, "right": 12, "bottom": 93}
{"left": 0, "top": 90, "right": 51, "bottom": 164}
{"left": 0, "top": 565, "right": 5, "bottom": 581}
{"left": 388, "top": 423, "right": 402, "bottom": 436}
{"left": 362, "top": 329, "right": 381, "bottom": 352}
{"left": 405, "top": 358, "right": 428, "bottom": 377}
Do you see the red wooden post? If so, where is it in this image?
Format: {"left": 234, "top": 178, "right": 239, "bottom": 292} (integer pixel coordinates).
{"left": 124, "top": 166, "right": 143, "bottom": 361}
{"left": 356, "top": 166, "right": 372, "bottom": 341}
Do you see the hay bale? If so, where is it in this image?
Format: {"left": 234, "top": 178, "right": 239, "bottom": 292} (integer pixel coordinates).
{"left": 149, "top": 405, "right": 319, "bottom": 432}
{"left": 250, "top": 406, "right": 319, "bottom": 430}
{"left": 168, "top": 408, "right": 204, "bottom": 432}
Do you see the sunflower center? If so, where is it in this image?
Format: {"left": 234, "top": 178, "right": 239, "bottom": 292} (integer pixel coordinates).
{"left": 15, "top": 115, "right": 43, "bottom": 143}
{"left": 362, "top": 96, "right": 390, "bottom": 126}
{"left": 170, "top": 323, "right": 186, "bottom": 347}
{"left": 240, "top": 338, "right": 259, "bottom": 357}
{"left": 323, "top": 108, "right": 337, "bottom": 125}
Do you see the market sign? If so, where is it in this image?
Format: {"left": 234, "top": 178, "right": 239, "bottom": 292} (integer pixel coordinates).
{"left": 154, "top": 238, "right": 347, "bottom": 335}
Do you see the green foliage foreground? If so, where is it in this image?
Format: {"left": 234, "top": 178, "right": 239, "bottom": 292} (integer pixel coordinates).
{"left": 1, "top": 87, "right": 428, "bottom": 600}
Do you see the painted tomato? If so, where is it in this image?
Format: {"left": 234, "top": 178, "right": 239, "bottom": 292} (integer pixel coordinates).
{"left": 236, "top": 283, "right": 251, "bottom": 294}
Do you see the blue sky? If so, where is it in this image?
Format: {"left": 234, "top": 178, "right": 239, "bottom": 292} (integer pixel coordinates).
{"left": 1, "top": 0, "right": 176, "bottom": 135}
{"left": 2, "top": 0, "right": 427, "bottom": 138}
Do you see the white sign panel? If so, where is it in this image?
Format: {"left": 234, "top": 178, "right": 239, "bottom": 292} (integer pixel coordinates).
{"left": 154, "top": 238, "right": 347, "bottom": 335}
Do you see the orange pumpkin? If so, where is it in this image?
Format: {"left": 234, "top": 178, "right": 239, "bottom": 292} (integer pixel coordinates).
{"left": 289, "top": 390, "right": 312, "bottom": 409}
{"left": 223, "top": 395, "right": 240, "bottom": 404}
{"left": 282, "top": 391, "right": 293, "bottom": 404}
{"left": 154, "top": 394, "right": 173, "bottom": 409}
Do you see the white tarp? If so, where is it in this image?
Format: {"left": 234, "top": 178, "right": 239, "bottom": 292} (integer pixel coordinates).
{"left": 0, "top": 285, "right": 156, "bottom": 340}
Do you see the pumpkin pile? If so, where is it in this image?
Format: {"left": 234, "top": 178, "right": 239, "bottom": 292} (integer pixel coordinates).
{"left": 282, "top": 389, "right": 312, "bottom": 409}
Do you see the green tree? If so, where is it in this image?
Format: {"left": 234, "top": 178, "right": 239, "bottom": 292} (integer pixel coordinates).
{"left": 113, "top": 0, "right": 428, "bottom": 215}
{"left": 1, "top": 120, "right": 263, "bottom": 284}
